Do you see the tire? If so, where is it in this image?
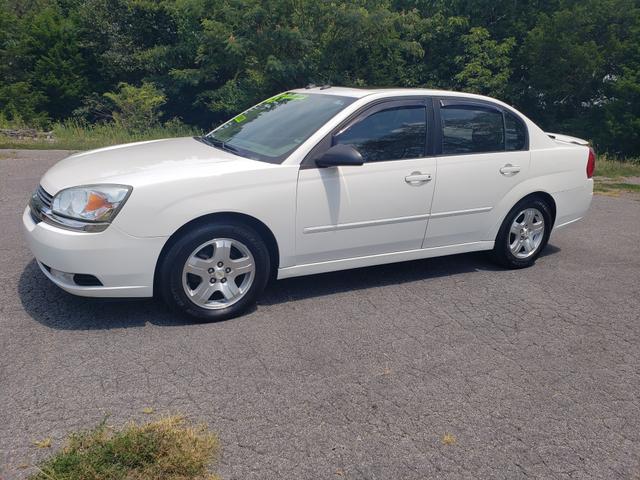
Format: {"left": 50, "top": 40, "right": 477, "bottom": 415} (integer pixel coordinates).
{"left": 491, "top": 197, "right": 553, "bottom": 269}
{"left": 158, "top": 221, "right": 270, "bottom": 322}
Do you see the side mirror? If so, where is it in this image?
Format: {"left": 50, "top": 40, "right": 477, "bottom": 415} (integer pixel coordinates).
{"left": 315, "top": 144, "right": 364, "bottom": 168}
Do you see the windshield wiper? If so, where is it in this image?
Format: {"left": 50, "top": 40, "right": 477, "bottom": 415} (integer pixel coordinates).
{"left": 195, "top": 135, "right": 241, "bottom": 155}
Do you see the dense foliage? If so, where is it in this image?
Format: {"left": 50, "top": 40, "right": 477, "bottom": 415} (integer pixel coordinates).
{"left": 1, "top": 0, "right": 639, "bottom": 156}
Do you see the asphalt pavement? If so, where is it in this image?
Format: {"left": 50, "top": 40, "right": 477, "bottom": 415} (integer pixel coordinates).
{"left": 1, "top": 149, "right": 639, "bottom": 479}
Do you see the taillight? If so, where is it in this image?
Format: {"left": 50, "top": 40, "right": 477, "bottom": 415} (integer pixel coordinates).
{"left": 586, "top": 147, "right": 596, "bottom": 178}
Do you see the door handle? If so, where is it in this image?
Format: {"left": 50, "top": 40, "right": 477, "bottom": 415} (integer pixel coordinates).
{"left": 405, "top": 172, "right": 432, "bottom": 185}
{"left": 499, "top": 164, "right": 521, "bottom": 176}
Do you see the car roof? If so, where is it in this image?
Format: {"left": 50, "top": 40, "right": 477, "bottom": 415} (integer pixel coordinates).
{"left": 290, "top": 86, "right": 499, "bottom": 102}
{"left": 291, "top": 86, "right": 374, "bottom": 98}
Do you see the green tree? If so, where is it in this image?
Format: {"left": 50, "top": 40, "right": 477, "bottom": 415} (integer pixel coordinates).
{"left": 104, "top": 82, "right": 167, "bottom": 131}
{"left": 520, "top": 0, "right": 640, "bottom": 154}
{"left": 11, "top": 4, "right": 90, "bottom": 121}
{"left": 1, "top": 0, "right": 640, "bottom": 157}
{"left": 454, "top": 27, "right": 515, "bottom": 97}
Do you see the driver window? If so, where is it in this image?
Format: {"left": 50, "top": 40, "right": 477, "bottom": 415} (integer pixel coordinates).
{"left": 334, "top": 105, "right": 426, "bottom": 162}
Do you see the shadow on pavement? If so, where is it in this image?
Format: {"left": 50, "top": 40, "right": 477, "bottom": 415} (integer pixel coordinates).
{"left": 19, "top": 245, "right": 561, "bottom": 330}
{"left": 260, "top": 244, "right": 560, "bottom": 305}
{"left": 18, "top": 260, "right": 186, "bottom": 330}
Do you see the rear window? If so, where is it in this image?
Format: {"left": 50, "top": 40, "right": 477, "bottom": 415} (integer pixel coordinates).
{"left": 505, "top": 111, "right": 527, "bottom": 151}
{"left": 441, "top": 106, "right": 505, "bottom": 154}
{"left": 439, "top": 103, "right": 528, "bottom": 155}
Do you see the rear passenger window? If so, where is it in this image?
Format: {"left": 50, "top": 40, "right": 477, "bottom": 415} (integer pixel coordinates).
{"left": 441, "top": 106, "right": 504, "bottom": 154}
{"left": 505, "top": 111, "right": 526, "bottom": 151}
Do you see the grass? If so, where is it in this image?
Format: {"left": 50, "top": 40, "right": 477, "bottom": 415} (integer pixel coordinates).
{"left": 594, "top": 155, "right": 640, "bottom": 196}
{"left": 441, "top": 433, "right": 457, "bottom": 445}
{"left": 0, "top": 120, "right": 202, "bottom": 151}
{"left": 29, "top": 416, "right": 220, "bottom": 480}
{"left": 32, "top": 438, "right": 52, "bottom": 449}
{"left": 595, "top": 155, "right": 640, "bottom": 178}
{"left": 594, "top": 181, "right": 640, "bottom": 194}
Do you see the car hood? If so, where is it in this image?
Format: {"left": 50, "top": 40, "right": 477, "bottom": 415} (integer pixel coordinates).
{"left": 40, "top": 137, "right": 270, "bottom": 194}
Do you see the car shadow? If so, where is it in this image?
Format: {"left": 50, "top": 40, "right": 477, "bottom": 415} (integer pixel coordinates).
{"left": 18, "top": 245, "right": 561, "bottom": 330}
{"left": 17, "top": 260, "right": 186, "bottom": 330}
{"left": 260, "top": 244, "right": 561, "bottom": 305}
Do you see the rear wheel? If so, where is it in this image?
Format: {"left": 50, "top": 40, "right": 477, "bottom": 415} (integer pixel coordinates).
{"left": 159, "top": 222, "right": 270, "bottom": 321}
{"left": 492, "top": 197, "right": 552, "bottom": 269}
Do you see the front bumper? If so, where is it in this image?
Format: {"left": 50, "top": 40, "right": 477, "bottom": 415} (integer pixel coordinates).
{"left": 23, "top": 207, "right": 167, "bottom": 297}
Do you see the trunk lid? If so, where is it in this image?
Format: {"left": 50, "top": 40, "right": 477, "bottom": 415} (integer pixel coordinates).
{"left": 545, "top": 132, "right": 590, "bottom": 146}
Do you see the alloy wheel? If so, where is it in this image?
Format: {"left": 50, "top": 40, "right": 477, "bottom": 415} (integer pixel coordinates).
{"left": 182, "top": 238, "right": 255, "bottom": 309}
{"left": 508, "top": 208, "right": 545, "bottom": 259}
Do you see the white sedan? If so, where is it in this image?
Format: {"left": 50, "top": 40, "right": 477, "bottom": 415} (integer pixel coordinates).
{"left": 23, "top": 87, "right": 594, "bottom": 321}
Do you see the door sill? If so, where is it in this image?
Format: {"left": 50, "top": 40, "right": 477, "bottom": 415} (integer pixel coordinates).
{"left": 277, "top": 241, "right": 494, "bottom": 279}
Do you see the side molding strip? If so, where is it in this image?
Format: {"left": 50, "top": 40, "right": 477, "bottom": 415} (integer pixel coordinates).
{"left": 303, "top": 206, "right": 492, "bottom": 234}
{"left": 429, "top": 206, "right": 492, "bottom": 219}
{"left": 303, "top": 213, "right": 430, "bottom": 234}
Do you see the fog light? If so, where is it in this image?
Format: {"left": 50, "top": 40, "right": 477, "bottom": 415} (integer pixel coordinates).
{"left": 73, "top": 274, "right": 103, "bottom": 287}
{"left": 47, "top": 267, "right": 103, "bottom": 286}
{"left": 49, "top": 267, "right": 75, "bottom": 285}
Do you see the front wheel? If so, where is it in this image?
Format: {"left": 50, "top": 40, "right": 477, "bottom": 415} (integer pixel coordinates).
{"left": 158, "top": 222, "right": 270, "bottom": 322}
{"left": 491, "top": 197, "right": 552, "bottom": 269}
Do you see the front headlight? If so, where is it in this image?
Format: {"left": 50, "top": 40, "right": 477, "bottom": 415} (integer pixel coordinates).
{"left": 47, "top": 185, "right": 132, "bottom": 232}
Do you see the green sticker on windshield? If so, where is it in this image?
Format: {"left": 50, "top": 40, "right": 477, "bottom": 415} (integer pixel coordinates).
{"left": 284, "top": 93, "right": 307, "bottom": 100}
{"left": 263, "top": 92, "right": 308, "bottom": 104}
{"left": 233, "top": 113, "right": 247, "bottom": 123}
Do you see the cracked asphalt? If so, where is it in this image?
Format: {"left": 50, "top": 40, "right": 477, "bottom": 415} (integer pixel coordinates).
{"left": 1, "top": 149, "right": 639, "bottom": 479}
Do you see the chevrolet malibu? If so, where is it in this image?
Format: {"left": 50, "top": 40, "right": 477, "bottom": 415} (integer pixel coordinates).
{"left": 24, "top": 87, "right": 595, "bottom": 321}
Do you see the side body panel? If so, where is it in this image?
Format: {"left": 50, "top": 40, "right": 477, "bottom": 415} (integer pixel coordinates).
{"left": 480, "top": 145, "right": 592, "bottom": 242}
{"left": 295, "top": 157, "right": 437, "bottom": 264}
{"left": 423, "top": 150, "right": 531, "bottom": 247}
{"left": 112, "top": 164, "right": 300, "bottom": 268}
{"left": 283, "top": 93, "right": 592, "bottom": 278}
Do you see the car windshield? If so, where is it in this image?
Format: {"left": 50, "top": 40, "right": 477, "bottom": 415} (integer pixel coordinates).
{"left": 203, "top": 92, "right": 355, "bottom": 163}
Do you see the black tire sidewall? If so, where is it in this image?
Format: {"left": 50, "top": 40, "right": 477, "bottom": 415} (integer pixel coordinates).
{"left": 493, "top": 198, "right": 553, "bottom": 268}
{"left": 159, "top": 222, "right": 270, "bottom": 321}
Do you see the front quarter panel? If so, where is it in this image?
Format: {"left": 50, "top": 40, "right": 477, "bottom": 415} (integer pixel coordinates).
{"left": 113, "top": 163, "right": 300, "bottom": 268}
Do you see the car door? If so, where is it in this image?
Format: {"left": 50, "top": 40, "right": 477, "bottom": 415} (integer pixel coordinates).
{"left": 295, "top": 99, "right": 437, "bottom": 265}
{"left": 423, "top": 98, "right": 531, "bottom": 248}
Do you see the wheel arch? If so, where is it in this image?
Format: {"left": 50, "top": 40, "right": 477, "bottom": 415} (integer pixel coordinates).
{"left": 487, "top": 189, "right": 558, "bottom": 244}
{"left": 490, "top": 190, "right": 556, "bottom": 269}
{"left": 153, "top": 212, "right": 280, "bottom": 295}
{"left": 519, "top": 191, "right": 557, "bottom": 226}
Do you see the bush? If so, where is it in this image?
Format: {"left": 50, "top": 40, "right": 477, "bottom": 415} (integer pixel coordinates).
{"left": 103, "top": 82, "right": 167, "bottom": 132}
{"left": 29, "top": 416, "right": 220, "bottom": 480}
{"left": 0, "top": 82, "right": 49, "bottom": 128}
